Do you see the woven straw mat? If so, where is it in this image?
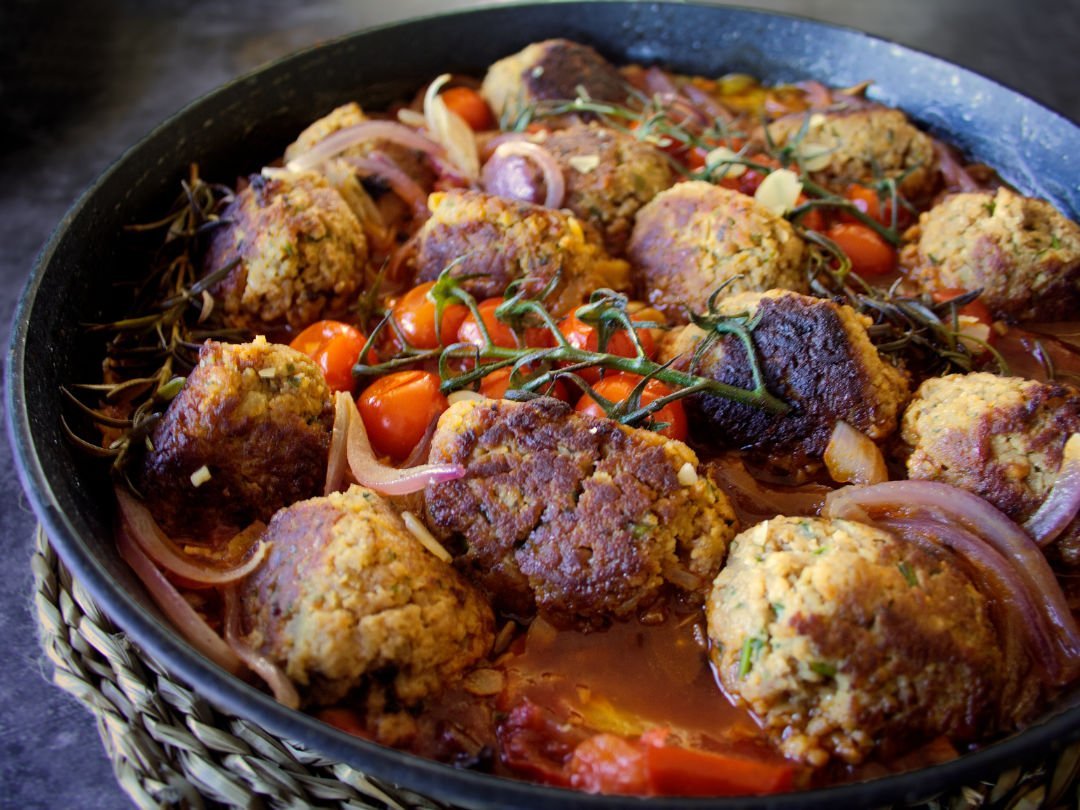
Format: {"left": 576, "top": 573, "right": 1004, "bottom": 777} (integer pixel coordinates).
{"left": 30, "top": 526, "right": 1080, "bottom": 809}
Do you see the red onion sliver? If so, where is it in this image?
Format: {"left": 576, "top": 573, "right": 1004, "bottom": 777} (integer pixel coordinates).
{"left": 345, "top": 153, "right": 431, "bottom": 218}
{"left": 285, "top": 120, "right": 444, "bottom": 173}
{"left": 341, "top": 392, "right": 465, "bottom": 495}
{"left": 115, "top": 487, "right": 268, "bottom": 585}
{"left": 116, "top": 524, "right": 242, "bottom": 674}
{"left": 485, "top": 141, "right": 566, "bottom": 209}
{"left": 324, "top": 392, "right": 350, "bottom": 495}
{"left": 223, "top": 587, "right": 301, "bottom": 710}
{"left": 932, "top": 139, "right": 980, "bottom": 192}
{"left": 1025, "top": 434, "right": 1080, "bottom": 546}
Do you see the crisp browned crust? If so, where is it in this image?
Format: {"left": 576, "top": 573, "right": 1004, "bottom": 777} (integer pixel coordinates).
{"left": 241, "top": 487, "right": 494, "bottom": 709}
{"left": 673, "top": 291, "right": 909, "bottom": 464}
{"left": 205, "top": 170, "right": 368, "bottom": 330}
{"left": 139, "top": 338, "right": 333, "bottom": 541}
{"left": 707, "top": 517, "right": 1008, "bottom": 766}
{"left": 409, "top": 189, "right": 629, "bottom": 314}
{"left": 627, "top": 182, "right": 807, "bottom": 323}
{"left": 423, "top": 398, "right": 736, "bottom": 626}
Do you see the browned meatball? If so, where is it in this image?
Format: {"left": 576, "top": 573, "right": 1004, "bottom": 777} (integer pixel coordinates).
{"left": 139, "top": 337, "right": 333, "bottom": 541}
{"left": 902, "top": 188, "right": 1080, "bottom": 321}
{"left": 204, "top": 170, "right": 368, "bottom": 330}
{"left": 483, "top": 124, "right": 675, "bottom": 255}
{"left": 902, "top": 372, "right": 1080, "bottom": 560}
{"left": 409, "top": 189, "right": 629, "bottom": 314}
{"left": 662, "top": 290, "right": 909, "bottom": 468}
{"left": 481, "top": 39, "right": 628, "bottom": 122}
{"left": 628, "top": 182, "right": 807, "bottom": 323}
{"left": 240, "top": 486, "right": 494, "bottom": 713}
{"left": 767, "top": 107, "right": 937, "bottom": 201}
{"left": 708, "top": 516, "right": 1007, "bottom": 766}
{"left": 423, "top": 397, "right": 737, "bottom": 626}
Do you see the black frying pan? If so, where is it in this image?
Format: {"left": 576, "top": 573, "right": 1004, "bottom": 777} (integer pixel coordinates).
{"left": 8, "top": 3, "right": 1080, "bottom": 807}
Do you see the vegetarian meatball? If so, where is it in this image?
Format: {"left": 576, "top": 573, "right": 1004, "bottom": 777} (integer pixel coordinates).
{"left": 902, "top": 372, "right": 1080, "bottom": 559}
{"left": 481, "top": 39, "right": 628, "bottom": 122}
{"left": 283, "top": 101, "right": 435, "bottom": 193}
{"left": 767, "top": 108, "right": 937, "bottom": 200}
{"left": 204, "top": 170, "right": 368, "bottom": 330}
{"left": 424, "top": 397, "right": 737, "bottom": 625}
{"left": 662, "top": 290, "right": 909, "bottom": 467}
{"left": 707, "top": 516, "right": 1005, "bottom": 766}
{"left": 902, "top": 187, "right": 1080, "bottom": 321}
{"left": 239, "top": 486, "right": 494, "bottom": 711}
{"left": 483, "top": 124, "right": 674, "bottom": 255}
{"left": 628, "top": 181, "right": 807, "bottom": 323}
{"left": 139, "top": 337, "right": 333, "bottom": 541}
{"left": 409, "top": 189, "right": 630, "bottom": 314}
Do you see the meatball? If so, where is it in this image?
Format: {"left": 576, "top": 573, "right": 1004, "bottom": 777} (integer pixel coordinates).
{"left": 707, "top": 516, "right": 1005, "bottom": 766}
{"left": 484, "top": 124, "right": 674, "bottom": 255}
{"left": 409, "top": 189, "right": 630, "bottom": 315}
{"left": 481, "top": 39, "right": 628, "bottom": 121}
{"left": 283, "top": 101, "right": 435, "bottom": 192}
{"left": 204, "top": 170, "right": 368, "bottom": 330}
{"left": 628, "top": 181, "right": 807, "bottom": 323}
{"left": 766, "top": 108, "right": 937, "bottom": 200}
{"left": 902, "top": 372, "right": 1080, "bottom": 559}
{"left": 239, "top": 486, "right": 494, "bottom": 710}
{"left": 902, "top": 187, "right": 1080, "bottom": 321}
{"left": 139, "top": 337, "right": 333, "bottom": 541}
{"left": 662, "top": 290, "right": 909, "bottom": 466}
{"left": 423, "top": 397, "right": 737, "bottom": 625}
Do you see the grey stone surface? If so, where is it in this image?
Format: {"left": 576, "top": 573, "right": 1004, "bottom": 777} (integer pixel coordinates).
{"left": 0, "top": 1, "right": 1076, "bottom": 807}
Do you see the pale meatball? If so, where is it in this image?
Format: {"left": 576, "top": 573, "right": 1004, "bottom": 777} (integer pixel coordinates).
{"left": 240, "top": 486, "right": 494, "bottom": 709}
{"left": 424, "top": 397, "right": 737, "bottom": 626}
{"left": 205, "top": 171, "right": 368, "bottom": 330}
{"left": 903, "top": 187, "right": 1080, "bottom": 321}
{"left": 767, "top": 107, "right": 937, "bottom": 200}
{"left": 662, "top": 290, "right": 910, "bottom": 467}
{"left": 708, "top": 516, "right": 1005, "bottom": 766}
{"left": 481, "top": 39, "right": 628, "bottom": 121}
{"left": 139, "top": 337, "right": 333, "bottom": 542}
{"left": 628, "top": 182, "right": 807, "bottom": 323}
{"left": 902, "top": 372, "right": 1080, "bottom": 560}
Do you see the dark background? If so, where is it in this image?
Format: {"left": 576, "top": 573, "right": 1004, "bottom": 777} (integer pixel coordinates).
{"left": 1, "top": 1, "right": 1077, "bottom": 807}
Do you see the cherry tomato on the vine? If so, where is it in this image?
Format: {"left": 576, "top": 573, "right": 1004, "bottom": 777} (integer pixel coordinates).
{"left": 356, "top": 370, "right": 448, "bottom": 461}
{"left": 840, "top": 183, "right": 913, "bottom": 230}
{"left": 825, "top": 222, "right": 897, "bottom": 277}
{"left": 457, "top": 298, "right": 551, "bottom": 350}
{"left": 558, "top": 313, "right": 656, "bottom": 383}
{"left": 289, "top": 320, "right": 375, "bottom": 393}
{"left": 931, "top": 288, "right": 994, "bottom": 326}
{"left": 392, "top": 281, "right": 469, "bottom": 349}
{"left": 574, "top": 373, "right": 688, "bottom": 441}
{"left": 479, "top": 367, "right": 571, "bottom": 402}
{"left": 440, "top": 86, "right": 496, "bottom": 132}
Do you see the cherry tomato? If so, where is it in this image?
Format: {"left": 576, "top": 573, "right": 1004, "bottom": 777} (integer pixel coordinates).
{"left": 392, "top": 281, "right": 469, "bottom": 349}
{"left": 480, "top": 367, "right": 570, "bottom": 402}
{"left": 717, "top": 153, "right": 779, "bottom": 197}
{"left": 440, "top": 86, "right": 496, "bottom": 131}
{"left": 357, "top": 370, "right": 448, "bottom": 461}
{"left": 289, "top": 320, "right": 375, "bottom": 393}
{"left": 840, "top": 183, "right": 913, "bottom": 229}
{"left": 315, "top": 708, "right": 370, "bottom": 738}
{"left": 558, "top": 313, "right": 656, "bottom": 383}
{"left": 794, "top": 193, "right": 825, "bottom": 232}
{"left": 825, "top": 222, "right": 897, "bottom": 276}
{"left": 457, "top": 298, "right": 550, "bottom": 350}
{"left": 575, "top": 373, "right": 688, "bottom": 441}
{"left": 931, "top": 288, "right": 994, "bottom": 326}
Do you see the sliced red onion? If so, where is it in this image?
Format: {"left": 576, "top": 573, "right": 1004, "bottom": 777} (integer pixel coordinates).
{"left": 708, "top": 455, "right": 827, "bottom": 523}
{"left": 1025, "top": 434, "right": 1080, "bottom": 546}
{"left": 341, "top": 392, "right": 465, "bottom": 495}
{"left": 680, "top": 82, "right": 734, "bottom": 124}
{"left": 344, "top": 153, "right": 430, "bottom": 218}
{"left": 797, "top": 80, "right": 834, "bottom": 109}
{"left": 424, "top": 74, "right": 480, "bottom": 181}
{"left": 115, "top": 487, "right": 268, "bottom": 585}
{"left": 932, "top": 139, "right": 980, "bottom": 192}
{"left": 479, "top": 131, "right": 530, "bottom": 161}
{"left": 223, "top": 586, "right": 301, "bottom": 710}
{"left": 116, "top": 524, "right": 242, "bottom": 675}
{"left": 823, "top": 420, "right": 888, "bottom": 486}
{"left": 482, "top": 141, "right": 565, "bottom": 209}
{"left": 324, "top": 392, "right": 350, "bottom": 495}
{"left": 285, "top": 120, "right": 443, "bottom": 173}
{"left": 825, "top": 480, "right": 1080, "bottom": 681}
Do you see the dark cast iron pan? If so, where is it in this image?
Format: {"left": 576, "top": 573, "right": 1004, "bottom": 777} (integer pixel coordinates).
{"left": 8, "top": 3, "right": 1080, "bottom": 808}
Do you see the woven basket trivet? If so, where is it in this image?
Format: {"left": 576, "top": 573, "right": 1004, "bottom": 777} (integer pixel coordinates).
{"left": 30, "top": 525, "right": 1080, "bottom": 810}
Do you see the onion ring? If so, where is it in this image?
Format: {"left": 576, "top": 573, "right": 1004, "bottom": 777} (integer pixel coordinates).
{"left": 345, "top": 153, "right": 431, "bottom": 218}
{"left": 115, "top": 487, "right": 268, "bottom": 585}
{"left": 483, "top": 141, "right": 566, "bottom": 209}
{"left": 1025, "top": 434, "right": 1080, "bottom": 546}
{"left": 285, "top": 120, "right": 444, "bottom": 173}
